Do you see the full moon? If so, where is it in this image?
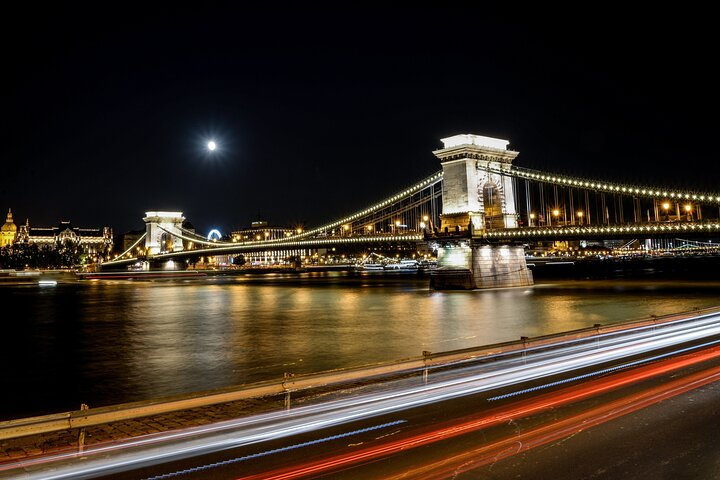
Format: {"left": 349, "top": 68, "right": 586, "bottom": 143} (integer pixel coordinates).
{"left": 207, "top": 140, "right": 217, "bottom": 151}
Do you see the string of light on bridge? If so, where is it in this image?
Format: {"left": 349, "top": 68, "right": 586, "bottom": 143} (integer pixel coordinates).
{"left": 500, "top": 165, "right": 720, "bottom": 205}
{"left": 299, "top": 171, "right": 444, "bottom": 238}
{"left": 149, "top": 234, "right": 425, "bottom": 259}
{"left": 485, "top": 222, "right": 720, "bottom": 240}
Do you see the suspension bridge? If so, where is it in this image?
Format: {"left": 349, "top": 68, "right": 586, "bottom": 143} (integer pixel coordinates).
{"left": 101, "top": 133, "right": 720, "bottom": 288}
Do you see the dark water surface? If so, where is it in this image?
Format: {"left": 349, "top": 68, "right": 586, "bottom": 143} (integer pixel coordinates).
{"left": 2, "top": 271, "right": 719, "bottom": 419}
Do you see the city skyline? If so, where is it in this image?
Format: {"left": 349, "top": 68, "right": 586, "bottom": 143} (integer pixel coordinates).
{"left": 2, "top": 5, "right": 716, "bottom": 236}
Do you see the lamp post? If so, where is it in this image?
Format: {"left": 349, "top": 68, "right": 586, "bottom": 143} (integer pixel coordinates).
{"left": 576, "top": 211, "right": 584, "bottom": 225}
{"left": 529, "top": 212, "right": 536, "bottom": 227}
{"left": 662, "top": 201, "right": 670, "bottom": 221}
{"left": 684, "top": 204, "right": 693, "bottom": 221}
{"left": 551, "top": 209, "right": 560, "bottom": 226}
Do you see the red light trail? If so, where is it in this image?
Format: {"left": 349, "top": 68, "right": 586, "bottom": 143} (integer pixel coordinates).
{"left": 237, "top": 344, "right": 720, "bottom": 480}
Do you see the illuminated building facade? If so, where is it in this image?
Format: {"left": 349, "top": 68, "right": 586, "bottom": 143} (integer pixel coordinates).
{"left": 1, "top": 209, "right": 17, "bottom": 247}
{"left": 231, "top": 221, "right": 308, "bottom": 265}
{"left": 15, "top": 219, "right": 113, "bottom": 256}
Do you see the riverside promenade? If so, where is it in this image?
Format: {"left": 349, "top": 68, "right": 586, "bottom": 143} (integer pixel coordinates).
{"left": 2, "top": 306, "right": 717, "bottom": 465}
{"left": 0, "top": 395, "right": 281, "bottom": 461}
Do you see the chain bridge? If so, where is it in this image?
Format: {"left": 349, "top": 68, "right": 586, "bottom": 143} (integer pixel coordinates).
{"left": 102, "top": 134, "right": 720, "bottom": 289}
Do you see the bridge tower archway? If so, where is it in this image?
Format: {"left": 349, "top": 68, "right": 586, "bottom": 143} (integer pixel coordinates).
{"left": 482, "top": 180, "right": 505, "bottom": 229}
{"left": 143, "top": 211, "right": 186, "bottom": 256}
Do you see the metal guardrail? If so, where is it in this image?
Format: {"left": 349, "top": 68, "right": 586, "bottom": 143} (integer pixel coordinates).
{"left": 2, "top": 304, "right": 719, "bottom": 442}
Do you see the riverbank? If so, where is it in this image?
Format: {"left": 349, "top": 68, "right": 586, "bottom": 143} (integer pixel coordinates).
{"left": 3, "top": 254, "right": 718, "bottom": 284}
{"left": 0, "top": 270, "right": 77, "bottom": 285}
{"left": 530, "top": 254, "right": 720, "bottom": 280}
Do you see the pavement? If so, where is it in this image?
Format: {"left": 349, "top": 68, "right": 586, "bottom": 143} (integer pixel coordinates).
{"left": 0, "top": 375, "right": 389, "bottom": 465}
{"left": 0, "top": 395, "right": 285, "bottom": 463}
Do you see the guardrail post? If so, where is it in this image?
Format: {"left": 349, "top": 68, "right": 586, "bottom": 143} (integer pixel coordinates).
{"left": 283, "top": 373, "right": 294, "bottom": 410}
{"left": 520, "top": 337, "right": 529, "bottom": 364}
{"left": 594, "top": 324, "right": 603, "bottom": 348}
{"left": 77, "top": 403, "right": 89, "bottom": 453}
{"left": 422, "top": 351, "right": 431, "bottom": 384}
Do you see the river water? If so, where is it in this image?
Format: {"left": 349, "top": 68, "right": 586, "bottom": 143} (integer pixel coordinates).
{"left": 2, "top": 271, "right": 720, "bottom": 420}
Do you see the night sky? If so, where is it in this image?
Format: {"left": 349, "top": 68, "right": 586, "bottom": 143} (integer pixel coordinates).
{"left": 2, "top": 5, "right": 716, "bottom": 237}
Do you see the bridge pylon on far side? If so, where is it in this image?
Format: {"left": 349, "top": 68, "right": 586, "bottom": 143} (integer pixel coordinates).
{"left": 429, "top": 134, "right": 533, "bottom": 290}
{"left": 143, "top": 211, "right": 186, "bottom": 256}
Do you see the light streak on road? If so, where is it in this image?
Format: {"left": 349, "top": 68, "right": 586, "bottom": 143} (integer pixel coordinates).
{"left": 236, "top": 345, "right": 720, "bottom": 480}
{"left": 3, "top": 312, "right": 720, "bottom": 479}
{"left": 384, "top": 360, "right": 720, "bottom": 480}
{"left": 143, "top": 420, "right": 406, "bottom": 480}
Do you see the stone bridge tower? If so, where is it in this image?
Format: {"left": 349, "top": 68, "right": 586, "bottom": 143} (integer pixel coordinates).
{"left": 433, "top": 134, "right": 520, "bottom": 232}
{"left": 429, "top": 134, "right": 533, "bottom": 290}
{"left": 143, "top": 211, "right": 186, "bottom": 256}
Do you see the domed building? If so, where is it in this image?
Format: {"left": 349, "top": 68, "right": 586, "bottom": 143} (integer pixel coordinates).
{"left": 1, "top": 209, "right": 17, "bottom": 247}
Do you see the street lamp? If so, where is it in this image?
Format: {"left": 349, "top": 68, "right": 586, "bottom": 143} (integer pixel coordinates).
{"left": 576, "top": 211, "right": 584, "bottom": 225}
{"left": 684, "top": 204, "right": 693, "bottom": 221}
{"left": 551, "top": 209, "right": 560, "bottom": 226}
{"left": 529, "top": 212, "right": 536, "bottom": 227}
{"left": 207, "top": 140, "right": 217, "bottom": 151}
{"left": 662, "top": 201, "right": 671, "bottom": 221}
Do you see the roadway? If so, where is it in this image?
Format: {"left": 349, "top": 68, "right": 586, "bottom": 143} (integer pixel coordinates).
{"left": 5, "top": 312, "right": 720, "bottom": 479}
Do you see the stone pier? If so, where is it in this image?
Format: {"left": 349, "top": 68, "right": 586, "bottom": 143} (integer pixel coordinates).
{"left": 429, "top": 236, "right": 533, "bottom": 290}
